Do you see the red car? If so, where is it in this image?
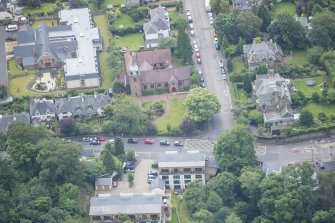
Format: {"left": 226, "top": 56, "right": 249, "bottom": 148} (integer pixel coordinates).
{"left": 197, "top": 57, "right": 201, "bottom": 64}
{"left": 144, "top": 139, "right": 154, "bottom": 144}
{"left": 95, "top": 136, "right": 106, "bottom": 141}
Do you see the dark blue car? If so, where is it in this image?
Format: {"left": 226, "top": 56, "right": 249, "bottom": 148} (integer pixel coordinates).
{"left": 214, "top": 42, "right": 220, "bottom": 50}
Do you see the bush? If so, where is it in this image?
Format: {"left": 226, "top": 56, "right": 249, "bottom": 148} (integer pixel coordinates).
{"left": 59, "top": 118, "right": 76, "bottom": 136}
{"left": 128, "top": 6, "right": 149, "bottom": 22}
{"left": 109, "top": 22, "right": 143, "bottom": 36}
{"left": 143, "top": 88, "right": 169, "bottom": 96}
{"left": 128, "top": 173, "right": 134, "bottom": 187}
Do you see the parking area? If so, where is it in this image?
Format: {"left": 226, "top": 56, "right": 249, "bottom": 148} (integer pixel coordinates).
{"left": 104, "top": 159, "right": 155, "bottom": 196}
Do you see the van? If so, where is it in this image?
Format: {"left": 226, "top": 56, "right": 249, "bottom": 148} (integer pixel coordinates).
{"left": 5, "top": 25, "right": 18, "bottom": 32}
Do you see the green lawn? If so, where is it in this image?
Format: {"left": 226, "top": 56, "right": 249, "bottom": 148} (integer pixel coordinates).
{"left": 169, "top": 194, "right": 192, "bottom": 223}
{"left": 94, "top": 14, "right": 111, "bottom": 47}
{"left": 272, "top": 2, "right": 296, "bottom": 17}
{"left": 169, "top": 10, "right": 180, "bottom": 22}
{"left": 113, "top": 33, "right": 145, "bottom": 51}
{"left": 23, "top": 3, "right": 57, "bottom": 16}
{"left": 113, "top": 15, "right": 135, "bottom": 28}
{"left": 9, "top": 74, "right": 37, "bottom": 97}
{"left": 232, "top": 83, "right": 248, "bottom": 102}
{"left": 8, "top": 59, "right": 26, "bottom": 77}
{"left": 103, "top": 0, "right": 125, "bottom": 7}
{"left": 293, "top": 76, "right": 324, "bottom": 98}
{"left": 155, "top": 99, "right": 186, "bottom": 134}
{"left": 232, "top": 57, "right": 244, "bottom": 73}
{"left": 167, "top": 211, "right": 179, "bottom": 223}
{"left": 100, "top": 52, "right": 115, "bottom": 89}
{"left": 288, "top": 50, "right": 309, "bottom": 67}
{"left": 302, "top": 103, "right": 335, "bottom": 116}
{"left": 32, "top": 19, "right": 57, "bottom": 28}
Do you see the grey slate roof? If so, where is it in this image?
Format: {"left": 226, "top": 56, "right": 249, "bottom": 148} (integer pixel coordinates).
{"left": 158, "top": 153, "right": 206, "bottom": 163}
{"left": 30, "top": 99, "right": 55, "bottom": 116}
{"left": 89, "top": 195, "right": 162, "bottom": 216}
{"left": 233, "top": 0, "right": 263, "bottom": 11}
{"left": 17, "top": 25, "right": 35, "bottom": 44}
{"left": 0, "top": 112, "right": 31, "bottom": 131}
{"left": 140, "top": 67, "right": 190, "bottom": 84}
{"left": 144, "top": 7, "right": 169, "bottom": 35}
{"left": 150, "top": 178, "right": 165, "bottom": 190}
{"left": 55, "top": 93, "right": 111, "bottom": 116}
{"left": 206, "top": 156, "right": 220, "bottom": 169}
{"left": 243, "top": 40, "right": 283, "bottom": 65}
{"left": 95, "top": 172, "right": 118, "bottom": 186}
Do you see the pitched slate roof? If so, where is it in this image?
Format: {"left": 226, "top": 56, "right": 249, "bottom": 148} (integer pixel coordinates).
{"left": 233, "top": 0, "right": 263, "bottom": 11}
{"left": 30, "top": 99, "right": 55, "bottom": 116}
{"left": 89, "top": 195, "right": 162, "bottom": 216}
{"left": 136, "top": 48, "right": 172, "bottom": 68}
{"left": 144, "top": 6, "right": 169, "bottom": 35}
{"left": 0, "top": 112, "right": 30, "bottom": 131}
{"left": 140, "top": 67, "right": 190, "bottom": 84}
{"left": 55, "top": 93, "right": 111, "bottom": 116}
{"left": 243, "top": 40, "right": 283, "bottom": 65}
{"left": 17, "top": 25, "right": 35, "bottom": 44}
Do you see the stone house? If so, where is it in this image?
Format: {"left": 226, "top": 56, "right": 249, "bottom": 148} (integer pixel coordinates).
{"left": 0, "top": 112, "right": 30, "bottom": 131}
{"left": 29, "top": 98, "right": 56, "bottom": 125}
{"left": 124, "top": 49, "right": 190, "bottom": 96}
{"left": 143, "top": 6, "right": 170, "bottom": 48}
{"left": 243, "top": 39, "right": 283, "bottom": 70}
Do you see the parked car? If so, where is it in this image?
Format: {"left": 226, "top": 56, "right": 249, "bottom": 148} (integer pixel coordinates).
{"left": 222, "top": 75, "right": 227, "bottom": 80}
{"left": 190, "top": 30, "right": 195, "bottom": 36}
{"left": 200, "top": 76, "right": 204, "bottom": 82}
{"left": 95, "top": 136, "right": 106, "bottom": 141}
{"left": 186, "top": 9, "right": 191, "bottom": 16}
{"left": 214, "top": 42, "right": 220, "bottom": 50}
{"left": 194, "top": 44, "right": 199, "bottom": 52}
{"left": 123, "top": 162, "right": 135, "bottom": 173}
{"left": 221, "top": 68, "right": 226, "bottom": 75}
{"left": 144, "top": 139, "right": 154, "bottom": 144}
{"left": 5, "top": 24, "right": 18, "bottom": 32}
{"left": 90, "top": 140, "right": 101, "bottom": 145}
{"left": 174, "top": 141, "right": 183, "bottom": 146}
{"left": 207, "top": 12, "right": 213, "bottom": 18}
{"left": 219, "top": 60, "right": 224, "bottom": 68}
{"left": 214, "top": 31, "right": 217, "bottom": 37}
{"left": 209, "top": 17, "right": 214, "bottom": 25}
{"left": 82, "top": 137, "right": 91, "bottom": 142}
{"left": 189, "top": 23, "right": 194, "bottom": 30}
{"left": 196, "top": 52, "right": 200, "bottom": 58}
{"left": 147, "top": 178, "right": 154, "bottom": 184}
{"left": 201, "top": 82, "right": 206, "bottom": 87}
{"left": 148, "top": 170, "right": 158, "bottom": 176}
{"left": 112, "top": 180, "right": 118, "bottom": 188}
{"left": 197, "top": 57, "right": 201, "bottom": 64}
{"left": 187, "top": 15, "right": 192, "bottom": 23}
{"left": 160, "top": 140, "right": 170, "bottom": 146}
{"left": 128, "top": 138, "right": 139, "bottom": 144}
{"left": 109, "top": 139, "right": 115, "bottom": 143}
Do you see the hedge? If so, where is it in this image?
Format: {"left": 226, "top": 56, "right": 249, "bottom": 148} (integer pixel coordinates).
{"left": 109, "top": 22, "right": 143, "bottom": 36}
{"left": 288, "top": 123, "right": 335, "bottom": 137}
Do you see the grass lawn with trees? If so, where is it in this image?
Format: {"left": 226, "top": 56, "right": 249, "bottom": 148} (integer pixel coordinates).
{"left": 302, "top": 103, "right": 335, "bottom": 116}
{"left": 232, "top": 84, "right": 248, "bottom": 102}
{"left": 113, "top": 14, "right": 135, "bottom": 27}
{"left": 293, "top": 76, "right": 323, "bottom": 97}
{"left": 113, "top": 33, "right": 145, "bottom": 51}
{"left": 287, "top": 50, "right": 310, "bottom": 67}
{"left": 272, "top": 2, "right": 296, "bottom": 17}
{"left": 23, "top": 3, "right": 57, "bottom": 16}
{"left": 103, "top": 0, "right": 125, "bottom": 7}
{"left": 32, "top": 19, "right": 57, "bottom": 28}
{"left": 155, "top": 99, "right": 185, "bottom": 134}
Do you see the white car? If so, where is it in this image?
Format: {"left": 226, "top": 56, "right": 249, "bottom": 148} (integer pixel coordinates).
{"left": 109, "top": 139, "right": 115, "bottom": 143}
{"left": 190, "top": 30, "right": 195, "bottom": 36}
{"left": 209, "top": 17, "right": 214, "bottom": 25}
{"left": 219, "top": 60, "right": 224, "bottom": 68}
{"left": 207, "top": 12, "right": 213, "bottom": 18}
{"left": 194, "top": 44, "right": 199, "bottom": 52}
{"left": 189, "top": 23, "right": 194, "bottom": 30}
{"left": 222, "top": 75, "right": 227, "bottom": 80}
{"left": 186, "top": 9, "right": 191, "bottom": 16}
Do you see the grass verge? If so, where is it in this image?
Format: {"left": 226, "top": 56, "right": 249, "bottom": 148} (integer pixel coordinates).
{"left": 23, "top": 3, "right": 57, "bottom": 16}
{"left": 232, "top": 57, "right": 244, "bottom": 73}
{"left": 272, "top": 2, "right": 295, "bottom": 17}
{"left": 32, "top": 19, "right": 57, "bottom": 28}
{"left": 94, "top": 14, "right": 111, "bottom": 47}
{"left": 9, "top": 74, "right": 37, "bottom": 97}
{"left": 302, "top": 103, "right": 335, "bottom": 116}
{"left": 99, "top": 52, "right": 114, "bottom": 89}
{"left": 113, "top": 14, "right": 135, "bottom": 27}
{"left": 103, "top": 0, "right": 125, "bottom": 7}
{"left": 287, "top": 50, "right": 309, "bottom": 67}
{"left": 155, "top": 98, "right": 185, "bottom": 134}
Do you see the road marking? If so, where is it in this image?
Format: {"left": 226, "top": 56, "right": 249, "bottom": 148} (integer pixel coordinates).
{"left": 185, "top": 139, "right": 216, "bottom": 152}
{"left": 255, "top": 144, "right": 267, "bottom": 155}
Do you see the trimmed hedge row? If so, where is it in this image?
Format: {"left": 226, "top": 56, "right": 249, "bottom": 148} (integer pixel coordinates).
{"left": 109, "top": 23, "right": 143, "bottom": 36}
{"left": 289, "top": 124, "right": 335, "bottom": 137}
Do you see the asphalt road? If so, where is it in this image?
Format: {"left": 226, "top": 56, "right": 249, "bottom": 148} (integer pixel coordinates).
{"left": 183, "top": 0, "right": 235, "bottom": 139}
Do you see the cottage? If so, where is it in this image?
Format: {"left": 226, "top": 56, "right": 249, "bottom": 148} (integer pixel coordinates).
{"left": 30, "top": 98, "right": 56, "bottom": 125}
{"left": 143, "top": 6, "right": 170, "bottom": 48}
{"left": 233, "top": 0, "right": 263, "bottom": 11}
{"left": 254, "top": 73, "right": 299, "bottom": 134}
{"left": 243, "top": 39, "right": 283, "bottom": 70}
{"left": 125, "top": 49, "right": 190, "bottom": 96}
{"left": 0, "top": 112, "right": 30, "bottom": 131}
{"left": 95, "top": 172, "right": 118, "bottom": 191}
{"left": 55, "top": 93, "right": 111, "bottom": 120}
{"left": 89, "top": 195, "right": 164, "bottom": 223}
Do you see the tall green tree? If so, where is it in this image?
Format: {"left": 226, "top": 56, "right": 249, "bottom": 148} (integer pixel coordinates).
{"left": 175, "top": 29, "right": 193, "bottom": 63}
{"left": 308, "top": 46, "right": 325, "bottom": 65}
{"left": 214, "top": 12, "right": 239, "bottom": 45}
{"left": 110, "top": 95, "right": 148, "bottom": 134}
{"left": 255, "top": 5, "right": 271, "bottom": 32}
{"left": 239, "top": 166, "right": 265, "bottom": 202}
{"left": 299, "top": 110, "right": 314, "bottom": 127}
{"left": 210, "top": 0, "right": 229, "bottom": 14}
{"left": 114, "top": 137, "right": 125, "bottom": 158}
{"left": 184, "top": 181, "right": 205, "bottom": 213}
{"left": 268, "top": 13, "right": 307, "bottom": 49}
{"left": 102, "top": 150, "right": 116, "bottom": 174}
{"left": 214, "top": 125, "right": 256, "bottom": 175}
{"left": 37, "top": 139, "right": 84, "bottom": 186}
{"left": 237, "top": 11, "right": 262, "bottom": 43}
{"left": 174, "top": 16, "right": 188, "bottom": 31}
{"left": 57, "top": 183, "right": 80, "bottom": 215}
{"left": 309, "top": 12, "right": 335, "bottom": 49}
{"left": 193, "top": 209, "right": 214, "bottom": 223}
{"left": 184, "top": 87, "right": 221, "bottom": 123}
{"left": 225, "top": 213, "right": 244, "bottom": 223}
{"left": 0, "top": 188, "right": 14, "bottom": 223}
{"left": 205, "top": 191, "right": 223, "bottom": 213}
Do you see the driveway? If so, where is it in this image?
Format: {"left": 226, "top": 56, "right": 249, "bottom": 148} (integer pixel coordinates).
{"left": 183, "top": 0, "right": 235, "bottom": 139}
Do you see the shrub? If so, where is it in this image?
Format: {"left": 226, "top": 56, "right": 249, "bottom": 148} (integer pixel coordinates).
{"left": 128, "top": 173, "right": 134, "bottom": 187}
{"left": 109, "top": 23, "right": 143, "bottom": 36}
{"left": 59, "top": 118, "right": 76, "bottom": 136}
{"left": 179, "top": 118, "right": 196, "bottom": 136}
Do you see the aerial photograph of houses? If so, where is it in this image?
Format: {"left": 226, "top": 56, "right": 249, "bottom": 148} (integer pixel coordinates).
{"left": 1, "top": 0, "right": 335, "bottom": 222}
